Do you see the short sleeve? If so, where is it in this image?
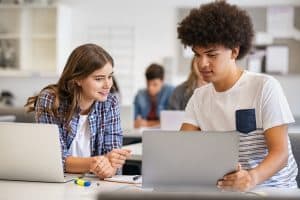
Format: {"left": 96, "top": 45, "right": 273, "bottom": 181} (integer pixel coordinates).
{"left": 261, "top": 77, "right": 295, "bottom": 131}
{"left": 133, "top": 92, "right": 141, "bottom": 120}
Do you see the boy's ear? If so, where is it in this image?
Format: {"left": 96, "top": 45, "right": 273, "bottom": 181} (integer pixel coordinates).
{"left": 231, "top": 47, "right": 240, "bottom": 60}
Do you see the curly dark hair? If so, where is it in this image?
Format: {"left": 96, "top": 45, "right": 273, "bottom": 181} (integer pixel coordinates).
{"left": 177, "top": 0, "right": 254, "bottom": 59}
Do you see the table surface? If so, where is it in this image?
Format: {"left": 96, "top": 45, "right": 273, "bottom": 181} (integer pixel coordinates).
{"left": 1, "top": 174, "right": 300, "bottom": 200}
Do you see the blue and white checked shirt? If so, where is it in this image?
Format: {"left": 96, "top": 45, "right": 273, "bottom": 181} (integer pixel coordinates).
{"left": 35, "top": 90, "right": 123, "bottom": 170}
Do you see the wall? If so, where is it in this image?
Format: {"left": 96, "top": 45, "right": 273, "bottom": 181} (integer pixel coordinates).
{"left": 0, "top": 76, "right": 58, "bottom": 107}
{"left": 0, "top": 0, "right": 300, "bottom": 115}
{"left": 60, "top": 0, "right": 300, "bottom": 89}
{"left": 274, "top": 75, "right": 300, "bottom": 117}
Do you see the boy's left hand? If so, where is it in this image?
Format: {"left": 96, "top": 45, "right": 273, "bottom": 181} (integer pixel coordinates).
{"left": 217, "top": 164, "right": 257, "bottom": 192}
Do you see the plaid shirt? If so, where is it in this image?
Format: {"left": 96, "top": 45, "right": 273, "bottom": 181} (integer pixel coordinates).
{"left": 35, "top": 90, "right": 123, "bottom": 170}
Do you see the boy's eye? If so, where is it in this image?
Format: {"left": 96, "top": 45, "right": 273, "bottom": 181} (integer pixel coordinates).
{"left": 207, "top": 54, "right": 217, "bottom": 57}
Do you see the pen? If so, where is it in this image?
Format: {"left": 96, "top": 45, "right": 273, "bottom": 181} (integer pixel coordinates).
{"left": 74, "top": 178, "right": 91, "bottom": 187}
{"left": 132, "top": 175, "right": 141, "bottom": 181}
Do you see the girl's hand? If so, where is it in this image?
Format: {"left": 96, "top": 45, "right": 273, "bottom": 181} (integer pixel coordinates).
{"left": 89, "top": 156, "right": 115, "bottom": 179}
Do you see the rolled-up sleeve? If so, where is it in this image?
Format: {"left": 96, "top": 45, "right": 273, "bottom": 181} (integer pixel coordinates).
{"left": 35, "top": 91, "right": 70, "bottom": 170}
{"left": 102, "top": 96, "right": 123, "bottom": 154}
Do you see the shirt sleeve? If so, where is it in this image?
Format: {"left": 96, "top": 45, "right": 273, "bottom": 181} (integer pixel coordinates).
{"left": 183, "top": 91, "right": 200, "bottom": 127}
{"left": 35, "top": 91, "right": 70, "bottom": 171}
{"left": 133, "top": 92, "right": 142, "bottom": 120}
{"left": 261, "top": 77, "right": 295, "bottom": 131}
{"left": 102, "top": 96, "right": 123, "bottom": 154}
{"left": 168, "top": 88, "right": 180, "bottom": 110}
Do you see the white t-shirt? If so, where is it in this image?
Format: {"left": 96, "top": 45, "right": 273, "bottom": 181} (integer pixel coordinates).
{"left": 184, "top": 70, "right": 298, "bottom": 188}
{"left": 70, "top": 115, "right": 91, "bottom": 157}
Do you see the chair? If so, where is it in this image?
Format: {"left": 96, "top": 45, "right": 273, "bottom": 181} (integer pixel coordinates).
{"left": 289, "top": 132, "right": 300, "bottom": 187}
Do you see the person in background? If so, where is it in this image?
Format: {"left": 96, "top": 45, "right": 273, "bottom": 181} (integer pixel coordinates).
{"left": 178, "top": 1, "right": 298, "bottom": 191}
{"left": 110, "top": 76, "right": 121, "bottom": 102}
{"left": 168, "top": 57, "right": 207, "bottom": 110}
{"left": 134, "top": 63, "right": 174, "bottom": 128}
{"left": 25, "top": 43, "right": 131, "bottom": 179}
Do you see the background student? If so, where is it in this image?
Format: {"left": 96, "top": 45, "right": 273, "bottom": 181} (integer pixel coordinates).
{"left": 134, "top": 63, "right": 174, "bottom": 128}
{"left": 168, "top": 57, "right": 207, "bottom": 110}
{"left": 178, "top": 1, "right": 298, "bottom": 191}
{"left": 26, "top": 43, "right": 130, "bottom": 179}
{"left": 110, "top": 76, "right": 121, "bottom": 102}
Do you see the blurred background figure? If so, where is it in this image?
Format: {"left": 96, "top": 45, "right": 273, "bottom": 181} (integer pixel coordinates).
{"left": 0, "top": 90, "right": 14, "bottom": 106}
{"left": 168, "top": 57, "right": 207, "bottom": 110}
{"left": 134, "top": 63, "right": 174, "bottom": 128}
{"left": 110, "top": 76, "right": 121, "bottom": 102}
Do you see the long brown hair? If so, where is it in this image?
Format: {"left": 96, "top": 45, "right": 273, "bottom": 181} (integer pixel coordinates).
{"left": 25, "top": 43, "right": 114, "bottom": 126}
{"left": 185, "top": 57, "right": 200, "bottom": 96}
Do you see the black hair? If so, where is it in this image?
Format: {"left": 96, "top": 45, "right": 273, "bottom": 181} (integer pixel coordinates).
{"left": 145, "top": 63, "right": 164, "bottom": 80}
{"left": 177, "top": 0, "right": 254, "bottom": 59}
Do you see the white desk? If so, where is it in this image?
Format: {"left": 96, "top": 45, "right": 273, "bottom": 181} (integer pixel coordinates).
{"left": 123, "top": 127, "right": 161, "bottom": 139}
{"left": 123, "top": 143, "right": 142, "bottom": 161}
{"left": 0, "top": 115, "right": 16, "bottom": 122}
{"left": 123, "top": 129, "right": 142, "bottom": 139}
{"left": 1, "top": 174, "right": 300, "bottom": 200}
{"left": 0, "top": 174, "right": 141, "bottom": 200}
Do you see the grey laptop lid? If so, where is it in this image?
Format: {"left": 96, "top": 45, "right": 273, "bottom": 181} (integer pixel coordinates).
{"left": 142, "top": 131, "right": 239, "bottom": 190}
{"left": 0, "top": 122, "right": 65, "bottom": 182}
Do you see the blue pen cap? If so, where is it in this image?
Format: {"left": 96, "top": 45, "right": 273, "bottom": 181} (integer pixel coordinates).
{"left": 83, "top": 181, "right": 91, "bottom": 187}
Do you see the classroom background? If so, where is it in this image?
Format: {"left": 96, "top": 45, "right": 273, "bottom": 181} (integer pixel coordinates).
{"left": 0, "top": 0, "right": 300, "bottom": 119}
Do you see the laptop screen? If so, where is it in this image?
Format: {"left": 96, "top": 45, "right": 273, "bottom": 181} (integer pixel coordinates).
{"left": 142, "top": 131, "right": 239, "bottom": 190}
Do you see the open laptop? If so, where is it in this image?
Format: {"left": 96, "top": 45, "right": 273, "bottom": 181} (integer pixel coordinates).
{"left": 0, "top": 122, "right": 71, "bottom": 182}
{"left": 160, "top": 110, "right": 185, "bottom": 130}
{"left": 142, "top": 131, "right": 239, "bottom": 191}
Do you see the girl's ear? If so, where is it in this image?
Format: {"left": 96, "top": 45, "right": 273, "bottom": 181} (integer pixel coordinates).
{"left": 75, "top": 79, "right": 81, "bottom": 87}
{"left": 231, "top": 47, "right": 240, "bottom": 60}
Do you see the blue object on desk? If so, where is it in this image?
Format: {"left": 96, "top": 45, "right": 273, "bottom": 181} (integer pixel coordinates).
{"left": 74, "top": 178, "right": 91, "bottom": 187}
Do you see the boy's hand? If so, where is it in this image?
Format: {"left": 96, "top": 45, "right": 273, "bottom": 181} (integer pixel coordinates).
{"left": 217, "top": 164, "right": 257, "bottom": 192}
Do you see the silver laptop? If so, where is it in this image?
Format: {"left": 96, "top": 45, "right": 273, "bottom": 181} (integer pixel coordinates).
{"left": 120, "top": 105, "right": 134, "bottom": 131}
{"left": 0, "top": 122, "right": 69, "bottom": 182}
{"left": 142, "top": 131, "right": 239, "bottom": 191}
{"left": 160, "top": 110, "right": 185, "bottom": 130}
